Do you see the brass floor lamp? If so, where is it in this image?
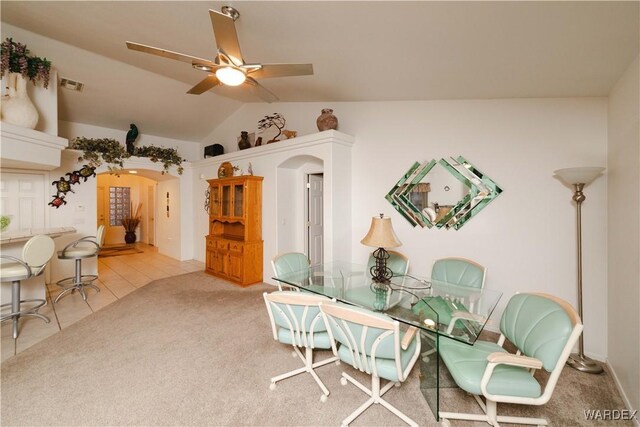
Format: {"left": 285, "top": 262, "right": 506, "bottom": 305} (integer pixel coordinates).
{"left": 554, "top": 166, "right": 605, "bottom": 374}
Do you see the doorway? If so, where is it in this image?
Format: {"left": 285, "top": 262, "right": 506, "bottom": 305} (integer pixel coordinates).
{"left": 306, "top": 173, "right": 324, "bottom": 265}
{"left": 96, "top": 173, "right": 157, "bottom": 246}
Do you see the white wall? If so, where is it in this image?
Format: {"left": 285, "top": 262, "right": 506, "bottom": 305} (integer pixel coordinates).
{"left": 607, "top": 55, "right": 639, "bottom": 413}
{"left": 203, "top": 98, "right": 609, "bottom": 359}
{"left": 59, "top": 121, "right": 202, "bottom": 162}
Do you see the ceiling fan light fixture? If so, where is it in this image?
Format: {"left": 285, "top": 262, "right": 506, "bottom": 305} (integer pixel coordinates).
{"left": 216, "top": 66, "right": 246, "bottom": 86}
{"left": 193, "top": 63, "right": 214, "bottom": 72}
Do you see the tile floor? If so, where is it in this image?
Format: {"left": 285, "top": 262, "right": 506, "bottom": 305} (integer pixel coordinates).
{"left": 1, "top": 244, "right": 203, "bottom": 362}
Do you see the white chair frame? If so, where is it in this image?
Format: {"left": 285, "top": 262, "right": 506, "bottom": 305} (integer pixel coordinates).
{"left": 319, "top": 301, "right": 421, "bottom": 427}
{"left": 439, "top": 293, "right": 584, "bottom": 427}
{"left": 263, "top": 291, "right": 339, "bottom": 402}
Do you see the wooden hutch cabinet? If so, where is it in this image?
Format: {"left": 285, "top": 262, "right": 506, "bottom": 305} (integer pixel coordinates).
{"left": 205, "top": 175, "right": 263, "bottom": 286}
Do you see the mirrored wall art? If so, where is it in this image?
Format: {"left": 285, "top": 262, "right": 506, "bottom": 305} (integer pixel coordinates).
{"left": 385, "top": 156, "right": 503, "bottom": 230}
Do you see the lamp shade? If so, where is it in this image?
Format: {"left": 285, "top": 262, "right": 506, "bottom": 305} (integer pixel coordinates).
{"left": 361, "top": 215, "right": 402, "bottom": 248}
{"left": 554, "top": 167, "right": 605, "bottom": 186}
{"left": 215, "top": 66, "right": 246, "bottom": 86}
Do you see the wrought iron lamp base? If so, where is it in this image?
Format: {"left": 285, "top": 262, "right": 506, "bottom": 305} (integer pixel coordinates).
{"left": 567, "top": 353, "right": 604, "bottom": 374}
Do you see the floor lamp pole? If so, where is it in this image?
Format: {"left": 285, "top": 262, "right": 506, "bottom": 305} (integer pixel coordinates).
{"left": 567, "top": 183, "right": 603, "bottom": 374}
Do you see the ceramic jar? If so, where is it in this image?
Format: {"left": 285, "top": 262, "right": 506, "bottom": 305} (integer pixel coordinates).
{"left": 238, "top": 131, "right": 251, "bottom": 150}
{"left": 1, "top": 73, "right": 39, "bottom": 129}
{"left": 316, "top": 108, "right": 338, "bottom": 131}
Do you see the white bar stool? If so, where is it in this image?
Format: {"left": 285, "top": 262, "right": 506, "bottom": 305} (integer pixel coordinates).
{"left": 0, "top": 235, "right": 56, "bottom": 339}
{"left": 54, "top": 225, "right": 104, "bottom": 303}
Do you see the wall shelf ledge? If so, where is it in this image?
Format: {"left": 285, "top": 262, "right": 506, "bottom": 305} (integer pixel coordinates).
{"left": 1, "top": 123, "right": 68, "bottom": 170}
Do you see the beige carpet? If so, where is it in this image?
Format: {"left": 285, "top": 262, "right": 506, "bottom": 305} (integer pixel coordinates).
{"left": 0, "top": 272, "right": 632, "bottom": 426}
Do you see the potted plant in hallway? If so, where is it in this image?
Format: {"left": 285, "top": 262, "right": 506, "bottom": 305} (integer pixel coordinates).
{"left": 122, "top": 202, "right": 142, "bottom": 244}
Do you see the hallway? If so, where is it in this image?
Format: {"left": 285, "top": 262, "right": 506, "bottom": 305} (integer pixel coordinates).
{"left": 1, "top": 244, "right": 203, "bottom": 362}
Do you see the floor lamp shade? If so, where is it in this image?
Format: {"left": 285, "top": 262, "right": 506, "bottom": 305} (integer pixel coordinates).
{"left": 554, "top": 167, "right": 605, "bottom": 186}
{"left": 554, "top": 166, "right": 605, "bottom": 374}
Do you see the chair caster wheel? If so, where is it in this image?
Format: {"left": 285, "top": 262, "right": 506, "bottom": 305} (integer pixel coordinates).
{"left": 269, "top": 382, "right": 276, "bottom": 390}
{"left": 335, "top": 360, "right": 341, "bottom": 366}
{"left": 320, "top": 394, "right": 328, "bottom": 403}
{"left": 439, "top": 418, "right": 451, "bottom": 427}
{"left": 394, "top": 382, "right": 401, "bottom": 388}
{"left": 291, "top": 351, "right": 297, "bottom": 358}
{"left": 340, "top": 377, "right": 348, "bottom": 386}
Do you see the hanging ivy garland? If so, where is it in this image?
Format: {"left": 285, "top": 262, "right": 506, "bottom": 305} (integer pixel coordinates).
{"left": 69, "top": 137, "right": 184, "bottom": 175}
{"left": 52, "top": 137, "right": 184, "bottom": 209}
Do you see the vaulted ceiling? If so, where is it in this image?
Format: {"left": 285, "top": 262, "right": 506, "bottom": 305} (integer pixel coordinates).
{"left": 2, "top": 1, "right": 638, "bottom": 142}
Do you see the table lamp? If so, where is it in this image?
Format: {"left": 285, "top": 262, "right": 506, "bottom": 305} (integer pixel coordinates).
{"left": 361, "top": 214, "right": 402, "bottom": 286}
{"left": 554, "top": 166, "right": 605, "bottom": 374}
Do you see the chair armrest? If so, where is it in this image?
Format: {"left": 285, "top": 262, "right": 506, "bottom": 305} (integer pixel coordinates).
{"left": 401, "top": 326, "right": 418, "bottom": 350}
{"left": 0, "top": 255, "right": 33, "bottom": 278}
{"left": 479, "top": 352, "right": 543, "bottom": 401}
{"left": 446, "top": 311, "right": 486, "bottom": 334}
{"left": 486, "top": 352, "right": 543, "bottom": 370}
{"left": 62, "top": 237, "right": 100, "bottom": 255}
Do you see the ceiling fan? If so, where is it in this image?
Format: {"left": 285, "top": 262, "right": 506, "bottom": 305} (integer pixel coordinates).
{"left": 126, "top": 6, "right": 313, "bottom": 103}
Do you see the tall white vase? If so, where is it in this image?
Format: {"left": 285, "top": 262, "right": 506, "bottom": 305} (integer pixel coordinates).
{"left": 1, "top": 72, "right": 39, "bottom": 129}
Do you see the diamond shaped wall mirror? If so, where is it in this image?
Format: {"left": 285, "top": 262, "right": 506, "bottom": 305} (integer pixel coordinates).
{"left": 385, "top": 156, "right": 502, "bottom": 230}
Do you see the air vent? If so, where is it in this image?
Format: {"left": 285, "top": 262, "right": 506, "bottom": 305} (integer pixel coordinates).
{"left": 59, "top": 78, "right": 84, "bottom": 92}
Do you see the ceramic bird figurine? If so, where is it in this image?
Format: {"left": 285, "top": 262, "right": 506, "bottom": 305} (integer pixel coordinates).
{"left": 126, "top": 123, "right": 139, "bottom": 155}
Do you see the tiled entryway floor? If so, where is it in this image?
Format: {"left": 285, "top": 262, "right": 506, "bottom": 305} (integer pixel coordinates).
{"left": 1, "top": 244, "right": 203, "bottom": 362}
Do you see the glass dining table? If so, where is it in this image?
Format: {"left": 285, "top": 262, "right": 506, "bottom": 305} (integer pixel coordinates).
{"left": 273, "top": 261, "right": 503, "bottom": 421}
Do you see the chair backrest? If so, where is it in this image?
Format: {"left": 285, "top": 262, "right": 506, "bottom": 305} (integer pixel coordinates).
{"left": 22, "top": 235, "right": 55, "bottom": 268}
{"left": 366, "top": 250, "right": 410, "bottom": 277}
{"left": 500, "top": 293, "right": 582, "bottom": 373}
{"left": 320, "top": 301, "right": 411, "bottom": 380}
{"left": 272, "top": 252, "right": 310, "bottom": 276}
{"left": 96, "top": 225, "right": 105, "bottom": 248}
{"left": 431, "top": 257, "right": 486, "bottom": 289}
{"left": 263, "top": 291, "right": 330, "bottom": 348}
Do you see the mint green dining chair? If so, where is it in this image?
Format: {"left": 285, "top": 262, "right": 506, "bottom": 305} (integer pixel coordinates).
{"left": 271, "top": 252, "right": 309, "bottom": 291}
{"left": 263, "top": 291, "right": 339, "bottom": 402}
{"left": 319, "top": 301, "right": 421, "bottom": 426}
{"left": 417, "top": 257, "right": 487, "bottom": 334}
{"left": 438, "top": 293, "right": 583, "bottom": 426}
{"left": 431, "top": 257, "right": 486, "bottom": 289}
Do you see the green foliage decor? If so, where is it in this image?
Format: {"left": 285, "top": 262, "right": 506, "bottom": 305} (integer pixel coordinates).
{"left": 69, "top": 137, "right": 130, "bottom": 171}
{"left": 135, "top": 145, "right": 184, "bottom": 175}
{"left": 1, "top": 38, "right": 52, "bottom": 88}
{"left": 69, "top": 137, "right": 184, "bottom": 175}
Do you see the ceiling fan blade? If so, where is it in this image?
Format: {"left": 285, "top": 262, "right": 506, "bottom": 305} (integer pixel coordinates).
{"left": 245, "top": 77, "right": 279, "bottom": 103}
{"left": 209, "top": 9, "right": 243, "bottom": 65}
{"left": 187, "top": 75, "right": 221, "bottom": 95}
{"left": 248, "top": 63, "right": 314, "bottom": 80}
{"left": 126, "top": 41, "right": 216, "bottom": 67}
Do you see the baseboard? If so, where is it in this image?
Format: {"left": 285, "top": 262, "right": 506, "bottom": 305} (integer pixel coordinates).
{"left": 607, "top": 360, "right": 640, "bottom": 427}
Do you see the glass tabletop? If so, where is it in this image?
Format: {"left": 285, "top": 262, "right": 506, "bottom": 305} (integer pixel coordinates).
{"left": 273, "top": 261, "right": 502, "bottom": 346}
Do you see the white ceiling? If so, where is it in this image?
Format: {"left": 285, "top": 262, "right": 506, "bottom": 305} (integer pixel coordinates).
{"left": 1, "top": 1, "right": 638, "bottom": 142}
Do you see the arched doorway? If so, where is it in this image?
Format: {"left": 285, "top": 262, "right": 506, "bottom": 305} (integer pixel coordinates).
{"left": 275, "top": 155, "right": 324, "bottom": 263}
{"left": 96, "top": 169, "right": 180, "bottom": 259}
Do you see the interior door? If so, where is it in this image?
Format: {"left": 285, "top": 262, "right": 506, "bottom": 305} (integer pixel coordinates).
{"left": 147, "top": 184, "right": 155, "bottom": 246}
{"left": 307, "top": 174, "right": 324, "bottom": 266}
